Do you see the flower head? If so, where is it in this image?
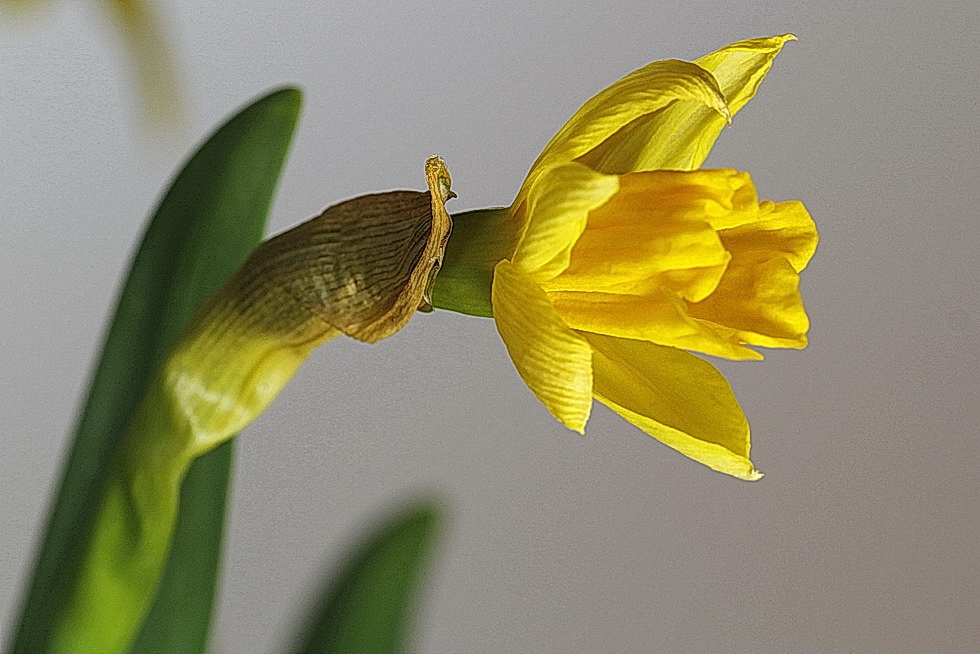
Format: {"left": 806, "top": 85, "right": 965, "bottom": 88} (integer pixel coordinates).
{"left": 435, "top": 35, "right": 817, "bottom": 480}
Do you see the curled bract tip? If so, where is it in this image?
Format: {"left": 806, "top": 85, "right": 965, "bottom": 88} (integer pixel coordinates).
{"left": 425, "top": 155, "right": 454, "bottom": 202}
{"left": 420, "top": 156, "right": 455, "bottom": 312}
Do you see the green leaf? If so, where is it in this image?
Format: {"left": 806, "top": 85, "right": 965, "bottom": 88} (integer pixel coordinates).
{"left": 7, "top": 87, "right": 302, "bottom": 654}
{"left": 128, "top": 88, "right": 301, "bottom": 654}
{"left": 290, "top": 501, "right": 443, "bottom": 654}
{"left": 127, "top": 440, "right": 234, "bottom": 654}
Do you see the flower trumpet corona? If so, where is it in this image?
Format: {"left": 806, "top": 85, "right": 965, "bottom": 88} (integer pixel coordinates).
{"left": 434, "top": 35, "right": 817, "bottom": 480}
{"left": 51, "top": 157, "right": 454, "bottom": 654}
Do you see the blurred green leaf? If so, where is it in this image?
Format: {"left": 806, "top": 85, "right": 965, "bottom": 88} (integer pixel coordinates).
{"left": 127, "top": 442, "right": 233, "bottom": 654}
{"left": 8, "top": 87, "right": 302, "bottom": 654}
{"left": 291, "top": 501, "right": 443, "bottom": 654}
{"left": 128, "top": 87, "right": 301, "bottom": 654}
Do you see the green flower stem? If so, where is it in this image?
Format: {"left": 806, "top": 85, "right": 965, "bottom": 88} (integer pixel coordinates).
{"left": 431, "top": 207, "right": 517, "bottom": 317}
{"left": 46, "top": 157, "right": 454, "bottom": 654}
{"left": 8, "top": 88, "right": 301, "bottom": 654}
{"left": 51, "top": 288, "right": 338, "bottom": 653}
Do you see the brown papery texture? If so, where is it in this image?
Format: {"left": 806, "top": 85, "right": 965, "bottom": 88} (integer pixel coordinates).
{"left": 190, "top": 156, "right": 454, "bottom": 347}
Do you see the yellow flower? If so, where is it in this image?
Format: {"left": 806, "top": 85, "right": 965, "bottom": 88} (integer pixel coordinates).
{"left": 436, "top": 35, "right": 817, "bottom": 480}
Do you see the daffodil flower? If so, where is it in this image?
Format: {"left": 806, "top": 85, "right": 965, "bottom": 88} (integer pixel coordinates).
{"left": 434, "top": 35, "right": 817, "bottom": 480}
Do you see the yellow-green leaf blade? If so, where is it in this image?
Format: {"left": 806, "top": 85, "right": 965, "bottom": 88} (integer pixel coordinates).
{"left": 130, "top": 88, "right": 303, "bottom": 654}
{"left": 7, "top": 87, "right": 302, "bottom": 654}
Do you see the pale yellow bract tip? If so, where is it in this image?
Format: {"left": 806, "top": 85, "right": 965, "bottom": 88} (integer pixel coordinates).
{"left": 425, "top": 155, "right": 454, "bottom": 202}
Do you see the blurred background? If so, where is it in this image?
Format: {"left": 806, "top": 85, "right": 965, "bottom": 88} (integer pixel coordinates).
{"left": 2, "top": 1, "right": 978, "bottom": 652}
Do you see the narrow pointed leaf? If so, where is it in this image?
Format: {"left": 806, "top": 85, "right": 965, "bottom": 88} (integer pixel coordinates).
{"left": 8, "top": 87, "right": 301, "bottom": 654}
{"left": 128, "top": 89, "right": 303, "bottom": 654}
{"left": 290, "top": 502, "right": 442, "bottom": 654}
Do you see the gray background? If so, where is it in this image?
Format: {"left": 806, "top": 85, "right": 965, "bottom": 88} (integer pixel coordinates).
{"left": 2, "top": 1, "right": 978, "bottom": 652}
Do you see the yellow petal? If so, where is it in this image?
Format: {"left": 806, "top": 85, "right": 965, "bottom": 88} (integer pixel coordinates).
{"left": 685, "top": 252, "right": 811, "bottom": 350}
{"left": 525, "top": 59, "right": 729, "bottom": 180}
{"left": 576, "top": 34, "right": 797, "bottom": 173}
{"left": 550, "top": 288, "right": 763, "bottom": 360}
{"left": 684, "top": 198, "right": 816, "bottom": 349}
{"left": 492, "top": 259, "right": 593, "bottom": 433}
{"left": 696, "top": 34, "right": 798, "bottom": 127}
{"left": 541, "top": 168, "right": 791, "bottom": 359}
{"left": 513, "top": 163, "right": 619, "bottom": 280}
{"left": 540, "top": 170, "right": 734, "bottom": 299}
{"left": 713, "top": 199, "right": 818, "bottom": 273}
{"left": 584, "top": 333, "right": 761, "bottom": 480}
